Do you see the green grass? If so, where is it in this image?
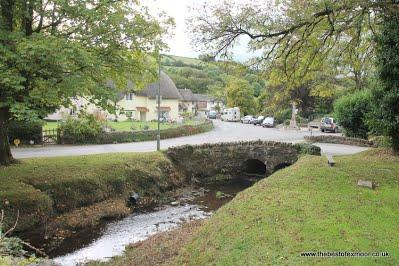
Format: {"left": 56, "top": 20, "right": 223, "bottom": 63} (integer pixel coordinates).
{"left": 162, "top": 54, "right": 203, "bottom": 65}
{"left": 43, "top": 120, "right": 197, "bottom": 132}
{"left": 0, "top": 152, "right": 183, "bottom": 232}
{"left": 43, "top": 121, "right": 60, "bottom": 130}
{"left": 175, "top": 149, "right": 399, "bottom": 265}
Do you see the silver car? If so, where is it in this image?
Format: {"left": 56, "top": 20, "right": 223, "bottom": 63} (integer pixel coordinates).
{"left": 241, "top": 115, "right": 255, "bottom": 124}
{"left": 262, "top": 117, "right": 275, "bottom": 128}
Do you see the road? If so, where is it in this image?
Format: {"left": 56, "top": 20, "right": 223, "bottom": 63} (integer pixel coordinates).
{"left": 11, "top": 120, "right": 369, "bottom": 159}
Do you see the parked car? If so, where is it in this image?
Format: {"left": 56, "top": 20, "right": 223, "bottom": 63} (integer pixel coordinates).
{"left": 207, "top": 110, "right": 218, "bottom": 119}
{"left": 241, "top": 115, "right": 255, "bottom": 124}
{"left": 253, "top": 116, "right": 265, "bottom": 126}
{"left": 320, "top": 117, "right": 339, "bottom": 133}
{"left": 262, "top": 117, "right": 275, "bottom": 128}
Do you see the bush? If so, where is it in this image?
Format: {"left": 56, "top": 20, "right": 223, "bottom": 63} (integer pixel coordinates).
{"left": 59, "top": 114, "right": 103, "bottom": 144}
{"left": 274, "top": 108, "right": 292, "bottom": 124}
{"left": 7, "top": 120, "right": 43, "bottom": 145}
{"left": 369, "top": 135, "right": 392, "bottom": 149}
{"left": 293, "top": 143, "right": 321, "bottom": 156}
{"left": 334, "top": 90, "right": 372, "bottom": 139}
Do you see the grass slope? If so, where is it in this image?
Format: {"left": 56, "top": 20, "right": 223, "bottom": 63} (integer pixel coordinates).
{"left": 0, "top": 152, "right": 183, "bottom": 232}
{"left": 175, "top": 150, "right": 399, "bottom": 265}
{"left": 162, "top": 55, "right": 203, "bottom": 66}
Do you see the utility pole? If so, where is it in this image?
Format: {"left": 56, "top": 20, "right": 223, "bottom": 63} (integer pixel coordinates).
{"left": 157, "top": 52, "right": 161, "bottom": 151}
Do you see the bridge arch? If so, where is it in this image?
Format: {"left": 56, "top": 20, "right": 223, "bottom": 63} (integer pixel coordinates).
{"left": 242, "top": 159, "right": 266, "bottom": 175}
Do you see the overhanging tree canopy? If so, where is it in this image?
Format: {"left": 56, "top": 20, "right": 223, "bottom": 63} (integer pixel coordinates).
{"left": 189, "top": 0, "right": 399, "bottom": 151}
{"left": 0, "top": 0, "right": 173, "bottom": 165}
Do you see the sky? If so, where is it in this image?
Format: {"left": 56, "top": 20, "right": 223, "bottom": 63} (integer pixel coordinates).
{"left": 145, "top": 0, "right": 257, "bottom": 61}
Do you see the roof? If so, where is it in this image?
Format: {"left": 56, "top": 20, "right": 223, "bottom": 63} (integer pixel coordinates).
{"left": 136, "top": 71, "right": 182, "bottom": 100}
{"left": 178, "top": 89, "right": 195, "bottom": 101}
{"left": 177, "top": 88, "right": 215, "bottom": 103}
{"left": 136, "top": 106, "right": 149, "bottom": 112}
{"left": 193, "top": 94, "right": 212, "bottom": 102}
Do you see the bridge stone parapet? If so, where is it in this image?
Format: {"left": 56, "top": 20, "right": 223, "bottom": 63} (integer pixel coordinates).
{"left": 166, "top": 141, "right": 320, "bottom": 182}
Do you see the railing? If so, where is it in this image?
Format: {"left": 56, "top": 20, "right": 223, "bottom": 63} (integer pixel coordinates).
{"left": 42, "top": 129, "right": 60, "bottom": 145}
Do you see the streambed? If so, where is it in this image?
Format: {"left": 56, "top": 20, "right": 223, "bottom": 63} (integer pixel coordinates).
{"left": 40, "top": 179, "right": 255, "bottom": 266}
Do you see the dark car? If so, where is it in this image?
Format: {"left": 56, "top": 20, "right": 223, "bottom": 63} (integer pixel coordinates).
{"left": 252, "top": 116, "right": 265, "bottom": 126}
{"left": 207, "top": 111, "right": 218, "bottom": 119}
{"left": 320, "top": 117, "right": 339, "bottom": 133}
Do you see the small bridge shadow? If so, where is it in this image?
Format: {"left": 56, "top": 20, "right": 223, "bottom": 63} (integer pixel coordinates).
{"left": 243, "top": 159, "right": 267, "bottom": 176}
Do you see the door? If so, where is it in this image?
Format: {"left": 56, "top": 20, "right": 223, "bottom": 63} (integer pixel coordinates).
{"left": 140, "top": 111, "right": 146, "bottom": 121}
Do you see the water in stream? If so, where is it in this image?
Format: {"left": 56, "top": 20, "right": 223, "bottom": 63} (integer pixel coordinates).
{"left": 48, "top": 178, "right": 255, "bottom": 266}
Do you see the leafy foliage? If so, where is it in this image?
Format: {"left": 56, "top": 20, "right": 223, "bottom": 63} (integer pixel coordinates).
{"left": 0, "top": 0, "right": 172, "bottom": 165}
{"left": 226, "top": 78, "right": 256, "bottom": 115}
{"left": 162, "top": 55, "right": 266, "bottom": 105}
{"left": 187, "top": 0, "right": 396, "bottom": 120}
{"left": 369, "top": 9, "right": 399, "bottom": 152}
{"left": 59, "top": 114, "right": 103, "bottom": 144}
{"left": 7, "top": 120, "right": 43, "bottom": 145}
{"left": 334, "top": 90, "right": 372, "bottom": 139}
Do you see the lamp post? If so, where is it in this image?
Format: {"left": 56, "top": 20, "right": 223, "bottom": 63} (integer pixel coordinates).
{"left": 157, "top": 52, "right": 161, "bottom": 151}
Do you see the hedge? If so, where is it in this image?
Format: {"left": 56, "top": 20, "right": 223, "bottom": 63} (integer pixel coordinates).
{"left": 59, "top": 120, "right": 214, "bottom": 144}
{"left": 7, "top": 120, "right": 43, "bottom": 145}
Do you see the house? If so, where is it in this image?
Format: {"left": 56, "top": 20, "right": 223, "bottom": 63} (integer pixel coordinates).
{"left": 116, "top": 71, "right": 182, "bottom": 121}
{"left": 193, "top": 94, "right": 210, "bottom": 118}
{"left": 46, "top": 72, "right": 225, "bottom": 122}
{"left": 46, "top": 71, "right": 183, "bottom": 122}
{"left": 177, "top": 89, "right": 225, "bottom": 117}
{"left": 178, "top": 89, "right": 196, "bottom": 114}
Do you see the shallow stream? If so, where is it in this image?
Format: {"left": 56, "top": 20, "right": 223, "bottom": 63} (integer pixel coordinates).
{"left": 39, "top": 178, "right": 255, "bottom": 265}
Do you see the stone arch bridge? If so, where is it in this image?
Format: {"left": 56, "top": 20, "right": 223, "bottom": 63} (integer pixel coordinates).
{"left": 166, "top": 140, "right": 320, "bottom": 182}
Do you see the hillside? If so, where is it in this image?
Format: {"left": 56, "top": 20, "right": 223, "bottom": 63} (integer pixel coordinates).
{"left": 161, "top": 54, "right": 265, "bottom": 99}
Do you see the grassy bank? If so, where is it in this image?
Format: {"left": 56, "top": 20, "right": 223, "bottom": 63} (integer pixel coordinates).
{"left": 171, "top": 149, "right": 399, "bottom": 265}
{"left": 0, "top": 152, "right": 184, "bottom": 233}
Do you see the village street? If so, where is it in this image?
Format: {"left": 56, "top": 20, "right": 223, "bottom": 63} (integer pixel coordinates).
{"left": 12, "top": 120, "right": 369, "bottom": 159}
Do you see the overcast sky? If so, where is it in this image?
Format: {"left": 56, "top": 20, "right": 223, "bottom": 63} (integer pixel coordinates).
{"left": 145, "top": 0, "right": 257, "bottom": 61}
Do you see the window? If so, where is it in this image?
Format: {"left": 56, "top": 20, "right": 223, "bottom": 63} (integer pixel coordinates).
{"left": 125, "top": 93, "right": 134, "bottom": 101}
{"left": 125, "top": 111, "right": 133, "bottom": 118}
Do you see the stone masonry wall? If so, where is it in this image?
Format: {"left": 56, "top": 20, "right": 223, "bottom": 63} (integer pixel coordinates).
{"left": 166, "top": 141, "right": 320, "bottom": 182}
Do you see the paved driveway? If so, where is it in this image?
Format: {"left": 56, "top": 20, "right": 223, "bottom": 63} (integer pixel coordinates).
{"left": 11, "top": 120, "right": 369, "bottom": 159}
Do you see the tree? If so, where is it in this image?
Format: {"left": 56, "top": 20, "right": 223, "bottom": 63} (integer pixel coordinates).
{"left": 189, "top": 0, "right": 399, "bottom": 150}
{"left": 0, "top": 0, "right": 172, "bottom": 165}
{"left": 198, "top": 53, "right": 215, "bottom": 62}
{"left": 369, "top": 8, "right": 399, "bottom": 152}
{"left": 226, "top": 77, "right": 255, "bottom": 115}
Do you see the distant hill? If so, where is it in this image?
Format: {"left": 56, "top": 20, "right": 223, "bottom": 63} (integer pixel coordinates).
{"left": 162, "top": 55, "right": 204, "bottom": 66}
{"left": 161, "top": 54, "right": 219, "bottom": 95}
{"left": 161, "top": 54, "right": 264, "bottom": 99}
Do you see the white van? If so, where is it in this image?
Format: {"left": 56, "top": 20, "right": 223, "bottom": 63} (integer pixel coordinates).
{"left": 221, "top": 107, "right": 240, "bottom": 122}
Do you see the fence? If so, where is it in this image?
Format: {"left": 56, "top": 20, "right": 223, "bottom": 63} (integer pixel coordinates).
{"left": 42, "top": 129, "right": 60, "bottom": 145}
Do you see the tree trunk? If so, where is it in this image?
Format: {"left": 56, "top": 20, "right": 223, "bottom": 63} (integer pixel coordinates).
{"left": 0, "top": 108, "right": 14, "bottom": 166}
